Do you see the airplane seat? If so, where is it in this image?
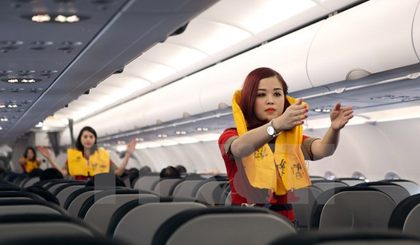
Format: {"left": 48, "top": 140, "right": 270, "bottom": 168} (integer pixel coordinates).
{"left": 153, "top": 177, "right": 184, "bottom": 196}
{"left": 291, "top": 185, "right": 323, "bottom": 231}
{"left": 389, "top": 193, "right": 420, "bottom": 236}
{"left": 172, "top": 179, "right": 205, "bottom": 199}
{"left": 219, "top": 182, "right": 231, "bottom": 206}
{"left": 133, "top": 173, "right": 160, "bottom": 191}
{"left": 310, "top": 180, "right": 349, "bottom": 192}
{"left": 335, "top": 177, "right": 366, "bottom": 186}
{"left": 64, "top": 186, "right": 127, "bottom": 217}
{"left": 80, "top": 190, "right": 158, "bottom": 234}
{"left": 310, "top": 186, "right": 396, "bottom": 231}
{"left": 382, "top": 179, "right": 420, "bottom": 195}
{"left": 356, "top": 181, "right": 411, "bottom": 204}
{"left": 0, "top": 214, "right": 103, "bottom": 240}
{"left": 53, "top": 183, "right": 87, "bottom": 206}
{"left": 78, "top": 189, "right": 157, "bottom": 219}
{"left": 151, "top": 206, "right": 297, "bottom": 245}
{"left": 0, "top": 186, "right": 23, "bottom": 192}
{"left": 309, "top": 175, "right": 326, "bottom": 181}
{"left": 269, "top": 229, "right": 420, "bottom": 245}
{"left": 43, "top": 179, "right": 86, "bottom": 193}
{"left": 21, "top": 176, "right": 40, "bottom": 188}
{"left": 0, "top": 190, "right": 45, "bottom": 201}
{"left": 108, "top": 197, "right": 206, "bottom": 245}
{"left": 0, "top": 198, "right": 68, "bottom": 216}
{"left": 0, "top": 235, "right": 131, "bottom": 245}
{"left": 194, "top": 179, "right": 229, "bottom": 206}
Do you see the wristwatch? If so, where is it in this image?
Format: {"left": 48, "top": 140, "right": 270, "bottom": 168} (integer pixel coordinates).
{"left": 267, "top": 120, "right": 279, "bottom": 138}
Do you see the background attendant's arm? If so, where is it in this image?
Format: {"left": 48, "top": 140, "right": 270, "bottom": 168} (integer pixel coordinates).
{"left": 230, "top": 98, "right": 308, "bottom": 158}
{"left": 19, "top": 158, "right": 26, "bottom": 168}
{"left": 37, "top": 146, "right": 68, "bottom": 177}
{"left": 311, "top": 103, "right": 354, "bottom": 160}
{"left": 114, "top": 139, "right": 136, "bottom": 176}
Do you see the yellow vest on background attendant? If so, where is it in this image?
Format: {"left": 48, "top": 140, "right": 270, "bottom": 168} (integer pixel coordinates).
{"left": 232, "top": 90, "right": 311, "bottom": 195}
{"left": 20, "top": 158, "right": 39, "bottom": 173}
{"left": 67, "top": 148, "right": 110, "bottom": 177}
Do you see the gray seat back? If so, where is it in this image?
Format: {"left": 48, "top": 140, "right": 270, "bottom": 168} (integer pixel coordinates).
{"left": 84, "top": 194, "right": 157, "bottom": 234}
{"left": 67, "top": 190, "right": 100, "bottom": 217}
{"left": 0, "top": 214, "right": 100, "bottom": 240}
{"left": 292, "top": 185, "right": 323, "bottom": 230}
{"left": 134, "top": 175, "right": 160, "bottom": 191}
{"left": 113, "top": 202, "right": 207, "bottom": 245}
{"left": 172, "top": 180, "right": 203, "bottom": 198}
{"left": 153, "top": 178, "right": 183, "bottom": 196}
{"left": 22, "top": 177, "right": 40, "bottom": 187}
{"left": 357, "top": 182, "right": 411, "bottom": 204}
{"left": 153, "top": 207, "right": 296, "bottom": 245}
{"left": 311, "top": 187, "right": 396, "bottom": 231}
{"left": 195, "top": 180, "right": 228, "bottom": 205}
{"left": 311, "top": 180, "right": 348, "bottom": 192}
{"left": 56, "top": 185, "right": 86, "bottom": 206}
{"left": 389, "top": 193, "right": 420, "bottom": 236}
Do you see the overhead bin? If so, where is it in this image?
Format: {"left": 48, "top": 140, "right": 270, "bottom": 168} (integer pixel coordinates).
{"left": 413, "top": 2, "right": 420, "bottom": 60}
{"left": 307, "top": 0, "right": 420, "bottom": 87}
{"left": 143, "top": 74, "right": 203, "bottom": 125}
{"left": 199, "top": 22, "right": 322, "bottom": 111}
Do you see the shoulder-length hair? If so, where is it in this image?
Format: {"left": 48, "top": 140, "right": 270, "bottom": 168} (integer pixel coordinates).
{"left": 24, "top": 147, "right": 37, "bottom": 161}
{"left": 75, "top": 126, "right": 98, "bottom": 152}
{"left": 240, "top": 67, "right": 289, "bottom": 129}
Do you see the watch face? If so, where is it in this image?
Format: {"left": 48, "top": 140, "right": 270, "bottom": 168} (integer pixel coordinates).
{"left": 267, "top": 126, "right": 275, "bottom": 136}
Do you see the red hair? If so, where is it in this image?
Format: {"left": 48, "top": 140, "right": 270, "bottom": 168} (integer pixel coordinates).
{"left": 240, "top": 67, "right": 289, "bottom": 129}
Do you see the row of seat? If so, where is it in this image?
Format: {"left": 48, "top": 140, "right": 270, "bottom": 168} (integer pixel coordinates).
{"left": 2, "top": 173, "right": 420, "bottom": 244}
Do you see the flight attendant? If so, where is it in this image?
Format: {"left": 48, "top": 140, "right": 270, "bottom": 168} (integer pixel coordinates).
{"left": 20, "top": 147, "right": 42, "bottom": 173}
{"left": 38, "top": 126, "right": 135, "bottom": 180}
{"left": 218, "top": 67, "right": 354, "bottom": 221}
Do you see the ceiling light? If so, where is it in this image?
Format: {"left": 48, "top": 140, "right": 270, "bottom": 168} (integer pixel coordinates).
{"left": 35, "top": 122, "right": 43, "bottom": 128}
{"left": 55, "top": 15, "right": 80, "bottom": 23}
{"left": 0, "top": 118, "right": 8, "bottom": 122}
{"left": 3, "top": 78, "right": 40, "bottom": 84}
{"left": 32, "top": 14, "right": 51, "bottom": 23}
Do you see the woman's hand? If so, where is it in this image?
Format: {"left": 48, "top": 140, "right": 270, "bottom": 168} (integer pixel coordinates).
{"left": 37, "top": 146, "right": 52, "bottom": 159}
{"left": 330, "top": 103, "right": 354, "bottom": 130}
{"left": 126, "top": 139, "right": 136, "bottom": 155}
{"left": 274, "top": 98, "right": 308, "bottom": 131}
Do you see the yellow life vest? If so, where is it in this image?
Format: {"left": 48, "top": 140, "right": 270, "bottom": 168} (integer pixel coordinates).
{"left": 232, "top": 90, "right": 311, "bottom": 195}
{"left": 21, "top": 158, "right": 39, "bottom": 173}
{"left": 67, "top": 148, "right": 110, "bottom": 177}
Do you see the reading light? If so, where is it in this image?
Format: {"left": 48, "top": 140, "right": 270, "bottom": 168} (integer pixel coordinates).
{"left": 2, "top": 78, "right": 40, "bottom": 84}
{"left": 27, "top": 14, "right": 86, "bottom": 23}
{"left": 32, "top": 14, "right": 51, "bottom": 23}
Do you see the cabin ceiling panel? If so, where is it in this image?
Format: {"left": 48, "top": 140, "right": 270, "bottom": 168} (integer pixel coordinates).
{"left": 0, "top": 0, "right": 219, "bottom": 144}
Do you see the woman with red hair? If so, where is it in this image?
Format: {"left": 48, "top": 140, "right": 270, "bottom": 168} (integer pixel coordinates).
{"left": 218, "top": 67, "right": 353, "bottom": 222}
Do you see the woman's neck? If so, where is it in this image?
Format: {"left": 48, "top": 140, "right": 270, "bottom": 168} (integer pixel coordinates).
{"left": 84, "top": 148, "right": 91, "bottom": 157}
